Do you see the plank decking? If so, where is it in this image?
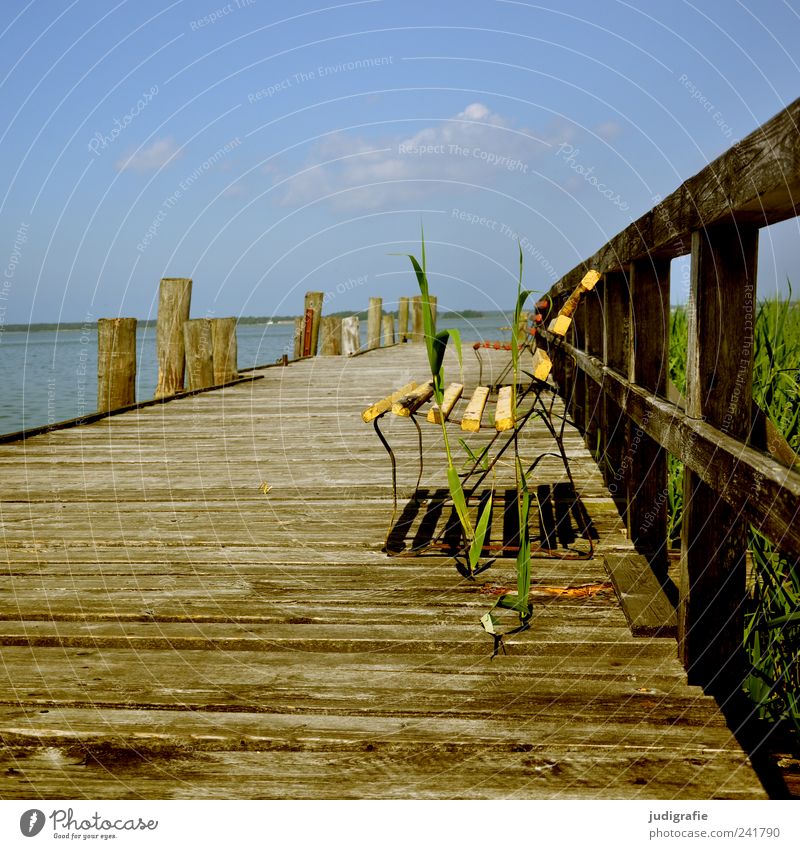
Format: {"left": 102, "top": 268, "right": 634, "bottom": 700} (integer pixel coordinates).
{"left": 0, "top": 345, "right": 767, "bottom": 799}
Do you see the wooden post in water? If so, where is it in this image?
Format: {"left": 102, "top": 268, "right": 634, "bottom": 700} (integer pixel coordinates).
{"left": 430, "top": 295, "right": 437, "bottom": 335}
{"left": 411, "top": 296, "right": 423, "bottom": 342}
{"left": 341, "top": 315, "right": 360, "bottom": 356}
{"left": 398, "top": 297, "right": 409, "bottom": 342}
{"left": 678, "top": 224, "right": 757, "bottom": 694}
{"left": 320, "top": 315, "right": 342, "bottom": 355}
{"left": 293, "top": 316, "right": 303, "bottom": 359}
{"left": 366, "top": 297, "right": 382, "bottom": 349}
{"left": 183, "top": 318, "right": 214, "bottom": 391}
{"left": 154, "top": 277, "right": 192, "bottom": 398}
{"left": 211, "top": 317, "right": 238, "bottom": 384}
{"left": 382, "top": 314, "right": 395, "bottom": 346}
{"left": 301, "top": 292, "right": 324, "bottom": 356}
{"left": 97, "top": 318, "right": 137, "bottom": 412}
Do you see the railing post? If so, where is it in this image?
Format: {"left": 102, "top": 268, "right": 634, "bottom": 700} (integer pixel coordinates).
{"left": 571, "top": 301, "right": 586, "bottom": 427}
{"left": 367, "top": 297, "right": 382, "bottom": 349}
{"left": 293, "top": 316, "right": 303, "bottom": 359}
{"left": 550, "top": 296, "right": 567, "bottom": 394}
{"left": 678, "top": 224, "right": 758, "bottom": 693}
{"left": 583, "top": 284, "right": 603, "bottom": 458}
{"left": 627, "top": 259, "right": 670, "bottom": 578}
{"left": 602, "top": 271, "right": 630, "bottom": 501}
{"left": 154, "top": 277, "right": 192, "bottom": 398}
{"left": 97, "top": 318, "right": 137, "bottom": 412}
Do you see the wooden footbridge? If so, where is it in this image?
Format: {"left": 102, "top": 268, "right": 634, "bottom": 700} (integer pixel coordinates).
{"left": 0, "top": 342, "right": 773, "bottom": 799}
{"left": 1, "top": 100, "right": 799, "bottom": 800}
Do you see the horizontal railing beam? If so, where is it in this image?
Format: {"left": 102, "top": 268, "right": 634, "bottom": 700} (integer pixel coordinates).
{"left": 542, "top": 329, "right": 800, "bottom": 557}
{"left": 550, "top": 98, "right": 800, "bottom": 298}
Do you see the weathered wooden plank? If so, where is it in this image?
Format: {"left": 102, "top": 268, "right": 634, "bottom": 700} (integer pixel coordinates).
{"left": 461, "top": 386, "right": 490, "bottom": 432}
{"left": 0, "top": 745, "right": 765, "bottom": 800}
{"left": 0, "top": 701, "right": 741, "bottom": 750}
{"left": 603, "top": 553, "right": 677, "bottom": 637}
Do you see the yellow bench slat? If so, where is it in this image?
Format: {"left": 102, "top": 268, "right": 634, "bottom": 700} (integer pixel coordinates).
{"left": 426, "top": 383, "right": 464, "bottom": 424}
{"left": 461, "top": 386, "right": 490, "bottom": 432}
{"left": 391, "top": 381, "right": 434, "bottom": 417}
{"left": 361, "top": 381, "right": 417, "bottom": 423}
{"left": 495, "top": 385, "right": 515, "bottom": 432}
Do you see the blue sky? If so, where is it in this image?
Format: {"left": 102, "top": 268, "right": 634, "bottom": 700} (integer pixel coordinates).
{"left": 0, "top": 0, "right": 798, "bottom": 323}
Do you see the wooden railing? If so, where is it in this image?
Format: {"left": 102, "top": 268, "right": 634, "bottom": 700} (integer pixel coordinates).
{"left": 540, "top": 98, "right": 800, "bottom": 695}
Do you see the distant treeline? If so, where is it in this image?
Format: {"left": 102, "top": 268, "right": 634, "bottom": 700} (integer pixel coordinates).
{"left": 6, "top": 309, "right": 491, "bottom": 333}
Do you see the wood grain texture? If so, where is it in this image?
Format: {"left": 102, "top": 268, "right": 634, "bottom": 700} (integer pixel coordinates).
{"left": 154, "top": 278, "right": 192, "bottom": 399}
{"left": 0, "top": 345, "right": 767, "bottom": 799}
{"left": 678, "top": 225, "right": 757, "bottom": 692}
{"left": 97, "top": 318, "right": 137, "bottom": 412}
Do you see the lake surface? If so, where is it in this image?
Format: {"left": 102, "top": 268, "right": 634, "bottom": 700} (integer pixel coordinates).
{"left": 0, "top": 314, "right": 512, "bottom": 435}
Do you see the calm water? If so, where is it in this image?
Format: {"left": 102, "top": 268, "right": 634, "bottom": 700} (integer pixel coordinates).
{"left": 0, "top": 314, "right": 511, "bottom": 435}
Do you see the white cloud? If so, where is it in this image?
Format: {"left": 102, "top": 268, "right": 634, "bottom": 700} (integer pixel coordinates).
{"left": 115, "top": 137, "right": 182, "bottom": 173}
{"left": 595, "top": 121, "right": 622, "bottom": 141}
{"left": 273, "top": 104, "right": 560, "bottom": 210}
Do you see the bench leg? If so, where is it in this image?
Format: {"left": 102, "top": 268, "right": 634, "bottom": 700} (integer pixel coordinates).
{"left": 373, "top": 415, "right": 399, "bottom": 549}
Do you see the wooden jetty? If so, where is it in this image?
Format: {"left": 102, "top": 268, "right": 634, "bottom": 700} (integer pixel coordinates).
{"left": 3, "top": 98, "right": 800, "bottom": 800}
{"left": 0, "top": 344, "right": 770, "bottom": 799}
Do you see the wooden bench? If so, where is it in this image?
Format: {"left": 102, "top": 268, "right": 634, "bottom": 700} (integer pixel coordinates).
{"left": 362, "top": 346, "right": 586, "bottom": 553}
{"left": 472, "top": 299, "right": 549, "bottom": 386}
